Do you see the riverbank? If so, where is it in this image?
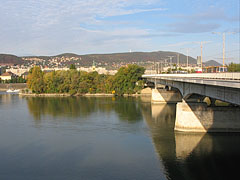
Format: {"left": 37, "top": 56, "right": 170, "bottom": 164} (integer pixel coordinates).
{"left": 20, "top": 93, "right": 113, "bottom": 97}
{"left": 19, "top": 93, "right": 151, "bottom": 97}
{"left": 0, "top": 83, "right": 27, "bottom": 91}
{"left": 19, "top": 88, "right": 152, "bottom": 97}
{"left": 19, "top": 93, "right": 71, "bottom": 97}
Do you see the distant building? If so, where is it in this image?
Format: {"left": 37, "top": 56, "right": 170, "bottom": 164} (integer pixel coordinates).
{"left": 0, "top": 72, "right": 15, "bottom": 81}
{"left": 77, "top": 67, "right": 117, "bottom": 75}
{"left": 197, "top": 56, "right": 201, "bottom": 65}
{"left": 92, "top": 60, "right": 96, "bottom": 71}
{"left": 6, "top": 68, "right": 29, "bottom": 76}
{"left": 21, "top": 71, "right": 29, "bottom": 80}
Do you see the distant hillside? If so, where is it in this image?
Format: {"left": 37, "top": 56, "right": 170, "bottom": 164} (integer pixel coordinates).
{"left": 1, "top": 51, "right": 198, "bottom": 66}
{"left": 78, "top": 51, "right": 197, "bottom": 66}
{"left": 0, "top": 54, "right": 23, "bottom": 65}
{"left": 38, "top": 51, "right": 197, "bottom": 65}
{"left": 204, "top": 60, "right": 222, "bottom": 66}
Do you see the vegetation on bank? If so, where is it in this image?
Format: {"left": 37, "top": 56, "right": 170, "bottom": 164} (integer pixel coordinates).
{"left": 27, "top": 65, "right": 145, "bottom": 95}
{"left": 227, "top": 63, "right": 240, "bottom": 72}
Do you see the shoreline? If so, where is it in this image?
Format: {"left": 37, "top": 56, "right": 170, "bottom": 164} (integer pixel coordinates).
{"left": 14, "top": 87, "right": 152, "bottom": 97}
{"left": 19, "top": 93, "right": 71, "bottom": 97}
{"left": 19, "top": 92, "right": 151, "bottom": 97}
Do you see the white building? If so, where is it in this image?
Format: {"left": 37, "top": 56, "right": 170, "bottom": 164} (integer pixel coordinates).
{"left": 0, "top": 72, "right": 14, "bottom": 81}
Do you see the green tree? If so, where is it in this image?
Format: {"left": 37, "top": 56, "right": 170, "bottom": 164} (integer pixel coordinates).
{"left": 26, "top": 64, "right": 145, "bottom": 95}
{"left": 227, "top": 63, "right": 240, "bottom": 72}
{"left": 112, "top": 64, "right": 145, "bottom": 95}
{"left": 43, "top": 71, "right": 60, "bottom": 93}
{"left": 27, "top": 66, "right": 45, "bottom": 93}
{"left": 69, "top": 64, "right": 76, "bottom": 70}
{"left": 69, "top": 70, "right": 80, "bottom": 95}
{"left": 78, "top": 71, "right": 90, "bottom": 93}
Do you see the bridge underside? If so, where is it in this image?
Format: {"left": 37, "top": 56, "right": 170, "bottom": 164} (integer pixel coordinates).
{"left": 150, "top": 78, "right": 240, "bottom": 106}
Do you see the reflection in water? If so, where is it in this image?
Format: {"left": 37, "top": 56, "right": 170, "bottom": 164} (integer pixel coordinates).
{"left": 0, "top": 93, "right": 19, "bottom": 106}
{"left": 141, "top": 100, "right": 240, "bottom": 180}
{"left": 26, "top": 96, "right": 142, "bottom": 123}
{"left": 175, "top": 132, "right": 205, "bottom": 159}
{"left": 27, "top": 96, "right": 108, "bottom": 119}
{"left": 0, "top": 95, "right": 167, "bottom": 180}
{"left": 140, "top": 102, "right": 177, "bottom": 178}
{"left": 1, "top": 94, "right": 240, "bottom": 179}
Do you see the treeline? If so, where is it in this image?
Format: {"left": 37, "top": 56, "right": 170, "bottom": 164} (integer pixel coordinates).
{"left": 27, "top": 64, "right": 145, "bottom": 95}
{"left": 227, "top": 63, "right": 240, "bottom": 72}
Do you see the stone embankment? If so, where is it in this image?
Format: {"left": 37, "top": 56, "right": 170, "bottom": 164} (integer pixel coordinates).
{"left": 0, "top": 83, "right": 27, "bottom": 91}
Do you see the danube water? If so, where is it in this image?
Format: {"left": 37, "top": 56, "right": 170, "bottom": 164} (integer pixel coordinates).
{"left": 0, "top": 93, "right": 240, "bottom": 180}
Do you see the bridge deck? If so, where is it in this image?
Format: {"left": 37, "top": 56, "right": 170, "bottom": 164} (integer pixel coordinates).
{"left": 143, "top": 73, "right": 240, "bottom": 89}
{"left": 143, "top": 72, "right": 240, "bottom": 80}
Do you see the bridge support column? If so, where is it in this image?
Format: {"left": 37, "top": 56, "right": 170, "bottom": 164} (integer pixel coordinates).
{"left": 209, "top": 97, "right": 216, "bottom": 106}
{"left": 175, "top": 101, "right": 240, "bottom": 132}
{"left": 151, "top": 88, "right": 182, "bottom": 103}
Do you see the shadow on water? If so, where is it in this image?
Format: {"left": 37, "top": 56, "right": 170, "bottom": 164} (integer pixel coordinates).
{"left": 140, "top": 100, "right": 240, "bottom": 180}
{"left": 26, "top": 96, "right": 142, "bottom": 123}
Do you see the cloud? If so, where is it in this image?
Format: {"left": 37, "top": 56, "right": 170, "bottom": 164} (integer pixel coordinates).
{"left": 72, "top": 26, "right": 180, "bottom": 40}
{"left": 171, "top": 6, "right": 237, "bottom": 23}
{"left": 0, "top": 0, "right": 167, "bottom": 55}
{"left": 161, "top": 41, "right": 194, "bottom": 48}
{"left": 167, "top": 21, "right": 220, "bottom": 33}
{"left": 165, "top": 6, "right": 238, "bottom": 33}
{"left": 0, "top": 0, "right": 165, "bottom": 29}
{"left": 187, "top": 8, "right": 230, "bottom": 22}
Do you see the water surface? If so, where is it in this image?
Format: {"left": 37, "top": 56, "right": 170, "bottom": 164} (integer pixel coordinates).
{"left": 0, "top": 94, "right": 239, "bottom": 180}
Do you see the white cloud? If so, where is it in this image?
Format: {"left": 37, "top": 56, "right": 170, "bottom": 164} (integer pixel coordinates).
{"left": 0, "top": 0, "right": 165, "bottom": 29}
{"left": 167, "top": 21, "right": 220, "bottom": 33}
{"left": 0, "top": 0, "right": 165, "bottom": 55}
{"left": 161, "top": 41, "right": 194, "bottom": 48}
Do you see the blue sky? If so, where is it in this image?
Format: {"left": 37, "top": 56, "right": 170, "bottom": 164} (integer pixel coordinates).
{"left": 0, "top": 0, "right": 239, "bottom": 63}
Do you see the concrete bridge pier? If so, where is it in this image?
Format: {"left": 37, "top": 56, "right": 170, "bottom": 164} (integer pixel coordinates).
{"left": 151, "top": 88, "right": 182, "bottom": 104}
{"left": 175, "top": 100, "right": 240, "bottom": 132}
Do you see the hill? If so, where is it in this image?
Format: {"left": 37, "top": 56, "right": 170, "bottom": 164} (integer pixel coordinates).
{"left": 203, "top": 60, "right": 222, "bottom": 66}
{"left": 78, "top": 51, "right": 197, "bottom": 66}
{"left": 1, "top": 51, "right": 199, "bottom": 66}
{"left": 0, "top": 54, "right": 24, "bottom": 65}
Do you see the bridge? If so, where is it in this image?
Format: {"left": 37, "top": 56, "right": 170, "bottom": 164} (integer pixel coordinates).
{"left": 142, "top": 72, "right": 240, "bottom": 132}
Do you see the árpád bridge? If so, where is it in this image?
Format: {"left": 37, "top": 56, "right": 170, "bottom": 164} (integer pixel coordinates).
{"left": 142, "top": 72, "right": 240, "bottom": 132}
{"left": 143, "top": 72, "right": 240, "bottom": 105}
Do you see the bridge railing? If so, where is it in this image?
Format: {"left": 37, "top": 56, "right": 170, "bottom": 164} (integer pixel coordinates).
{"left": 143, "top": 72, "right": 240, "bottom": 80}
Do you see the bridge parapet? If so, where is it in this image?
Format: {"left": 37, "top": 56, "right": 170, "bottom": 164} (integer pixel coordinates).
{"left": 143, "top": 72, "right": 240, "bottom": 80}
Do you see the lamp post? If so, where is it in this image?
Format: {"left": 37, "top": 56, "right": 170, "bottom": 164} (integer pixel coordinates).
{"left": 212, "top": 32, "right": 235, "bottom": 69}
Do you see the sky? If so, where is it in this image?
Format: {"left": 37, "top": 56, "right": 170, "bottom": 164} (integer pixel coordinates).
{"left": 0, "top": 0, "right": 239, "bottom": 64}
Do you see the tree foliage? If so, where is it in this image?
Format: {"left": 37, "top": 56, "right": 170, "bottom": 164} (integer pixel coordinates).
{"left": 69, "top": 64, "right": 76, "bottom": 70}
{"left": 27, "top": 66, "right": 44, "bottom": 93}
{"left": 27, "top": 65, "right": 145, "bottom": 95}
{"left": 112, "top": 64, "right": 145, "bottom": 95}
{"left": 227, "top": 63, "right": 240, "bottom": 72}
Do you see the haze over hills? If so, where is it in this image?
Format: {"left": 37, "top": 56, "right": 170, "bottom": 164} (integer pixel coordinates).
{"left": 0, "top": 51, "right": 221, "bottom": 67}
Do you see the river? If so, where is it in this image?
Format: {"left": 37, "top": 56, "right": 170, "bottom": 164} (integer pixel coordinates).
{"left": 0, "top": 93, "right": 239, "bottom": 180}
